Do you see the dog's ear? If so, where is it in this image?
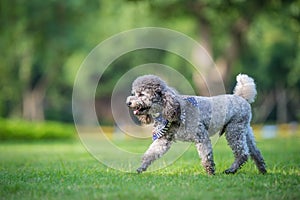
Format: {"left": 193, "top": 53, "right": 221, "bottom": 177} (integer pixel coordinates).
{"left": 161, "top": 88, "right": 180, "bottom": 122}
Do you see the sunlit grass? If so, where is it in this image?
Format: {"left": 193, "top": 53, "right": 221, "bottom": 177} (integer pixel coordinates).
{"left": 0, "top": 136, "right": 299, "bottom": 200}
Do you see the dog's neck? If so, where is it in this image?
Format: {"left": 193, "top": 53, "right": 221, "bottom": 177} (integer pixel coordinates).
{"left": 152, "top": 114, "right": 172, "bottom": 141}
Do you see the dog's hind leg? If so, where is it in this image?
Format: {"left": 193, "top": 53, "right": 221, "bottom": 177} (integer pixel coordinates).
{"left": 137, "top": 138, "right": 172, "bottom": 173}
{"left": 224, "top": 123, "right": 249, "bottom": 174}
{"left": 246, "top": 126, "right": 267, "bottom": 174}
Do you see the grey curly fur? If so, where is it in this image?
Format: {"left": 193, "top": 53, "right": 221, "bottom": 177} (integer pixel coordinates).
{"left": 126, "top": 74, "right": 267, "bottom": 175}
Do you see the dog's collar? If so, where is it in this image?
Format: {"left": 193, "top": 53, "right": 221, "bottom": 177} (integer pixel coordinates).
{"left": 152, "top": 115, "right": 171, "bottom": 141}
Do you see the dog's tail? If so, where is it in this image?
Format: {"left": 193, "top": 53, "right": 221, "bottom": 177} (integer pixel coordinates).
{"left": 233, "top": 74, "right": 257, "bottom": 103}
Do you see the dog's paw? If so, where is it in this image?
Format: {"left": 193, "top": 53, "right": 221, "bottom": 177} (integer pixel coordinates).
{"left": 205, "top": 166, "right": 215, "bottom": 175}
{"left": 207, "top": 170, "right": 215, "bottom": 175}
{"left": 224, "top": 168, "right": 236, "bottom": 174}
{"left": 259, "top": 168, "right": 267, "bottom": 174}
{"left": 136, "top": 167, "right": 145, "bottom": 174}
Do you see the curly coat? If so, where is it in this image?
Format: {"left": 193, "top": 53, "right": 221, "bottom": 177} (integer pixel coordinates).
{"left": 126, "top": 74, "right": 266, "bottom": 175}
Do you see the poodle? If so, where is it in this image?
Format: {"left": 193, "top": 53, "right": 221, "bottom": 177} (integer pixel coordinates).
{"left": 126, "top": 74, "right": 266, "bottom": 175}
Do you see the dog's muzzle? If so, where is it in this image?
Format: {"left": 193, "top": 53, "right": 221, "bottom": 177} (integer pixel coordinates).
{"left": 126, "top": 96, "right": 150, "bottom": 115}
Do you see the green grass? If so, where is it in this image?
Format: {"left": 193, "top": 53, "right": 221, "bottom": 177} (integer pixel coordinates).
{"left": 0, "top": 136, "right": 299, "bottom": 200}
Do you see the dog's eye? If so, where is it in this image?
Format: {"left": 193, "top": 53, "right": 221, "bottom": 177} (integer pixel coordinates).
{"left": 131, "top": 92, "right": 135, "bottom": 96}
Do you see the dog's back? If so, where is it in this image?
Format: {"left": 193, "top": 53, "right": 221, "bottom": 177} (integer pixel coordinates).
{"left": 174, "top": 94, "right": 251, "bottom": 140}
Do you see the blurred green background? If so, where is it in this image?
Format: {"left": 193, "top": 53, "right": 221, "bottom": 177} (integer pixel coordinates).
{"left": 1, "top": 2, "right": 299, "bottom": 199}
{"left": 0, "top": 0, "right": 299, "bottom": 135}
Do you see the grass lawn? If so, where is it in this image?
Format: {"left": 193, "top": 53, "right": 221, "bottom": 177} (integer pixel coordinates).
{"left": 0, "top": 136, "right": 299, "bottom": 200}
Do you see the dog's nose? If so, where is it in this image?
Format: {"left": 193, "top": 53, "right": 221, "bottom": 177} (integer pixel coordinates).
{"left": 126, "top": 101, "right": 132, "bottom": 107}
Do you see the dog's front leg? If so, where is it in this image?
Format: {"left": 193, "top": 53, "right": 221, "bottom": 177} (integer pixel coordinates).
{"left": 137, "top": 138, "right": 172, "bottom": 173}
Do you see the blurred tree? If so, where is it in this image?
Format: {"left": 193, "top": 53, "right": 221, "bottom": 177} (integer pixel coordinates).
{"left": 148, "top": 0, "right": 300, "bottom": 122}
{"left": 0, "top": 0, "right": 299, "bottom": 124}
{"left": 0, "top": 0, "right": 99, "bottom": 121}
{"left": 237, "top": 8, "right": 300, "bottom": 123}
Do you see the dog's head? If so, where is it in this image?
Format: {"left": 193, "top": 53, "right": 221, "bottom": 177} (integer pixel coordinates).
{"left": 126, "top": 75, "right": 180, "bottom": 124}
